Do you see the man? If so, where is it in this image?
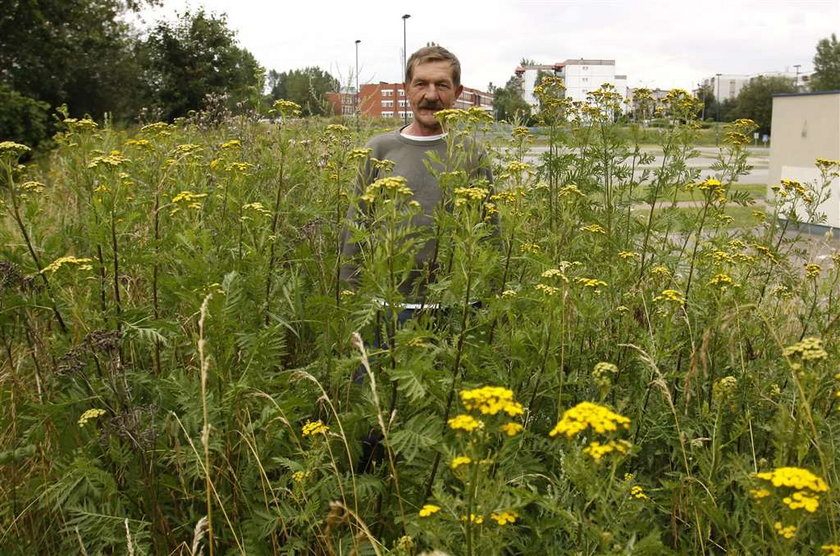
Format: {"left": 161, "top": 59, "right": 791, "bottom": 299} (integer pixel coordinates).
{"left": 340, "top": 45, "right": 492, "bottom": 303}
{"left": 341, "top": 45, "right": 493, "bottom": 474}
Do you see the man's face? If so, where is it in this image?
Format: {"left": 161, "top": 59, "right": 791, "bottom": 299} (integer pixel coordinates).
{"left": 405, "top": 60, "right": 463, "bottom": 135}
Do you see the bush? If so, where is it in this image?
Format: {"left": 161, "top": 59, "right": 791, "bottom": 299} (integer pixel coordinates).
{"left": 0, "top": 85, "right": 50, "bottom": 147}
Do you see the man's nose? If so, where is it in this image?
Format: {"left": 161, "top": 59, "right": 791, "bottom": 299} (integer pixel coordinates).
{"left": 424, "top": 85, "right": 440, "bottom": 100}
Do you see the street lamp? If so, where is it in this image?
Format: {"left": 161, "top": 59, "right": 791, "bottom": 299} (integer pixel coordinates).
{"left": 715, "top": 73, "right": 722, "bottom": 145}
{"left": 355, "top": 39, "right": 361, "bottom": 117}
{"left": 402, "top": 14, "right": 410, "bottom": 125}
{"left": 793, "top": 64, "right": 801, "bottom": 91}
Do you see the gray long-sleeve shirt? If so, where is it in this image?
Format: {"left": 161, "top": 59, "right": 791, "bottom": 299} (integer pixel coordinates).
{"left": 339, "top": 128, "right": 493, "bottom": 302}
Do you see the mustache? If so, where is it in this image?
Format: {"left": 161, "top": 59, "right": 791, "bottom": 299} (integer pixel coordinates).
{"left": 417, "top": 100, "right": 444, "bottom": 110}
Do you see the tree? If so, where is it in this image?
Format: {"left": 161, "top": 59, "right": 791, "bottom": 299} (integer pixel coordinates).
{"left": 142, "top": 10, "right": 263, "bottom": 121}
{"left": 0, "top": 0, "right": 153, "bottom": 125}
{"left": 267, "top": 67, "right": 339, "bottom": 117}
{"left": 492, "top": 76, "right": 532, "bottom": 123}
{"left": 811, "top": 33, "right": 840, "bottom": 91}
{"left": 731, "top": 75, "right": 796, "bottom": 134}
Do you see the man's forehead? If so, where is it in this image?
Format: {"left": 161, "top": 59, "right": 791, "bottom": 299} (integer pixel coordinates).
{"left": 410, "top": 61, "right": 456, "bottom": 82}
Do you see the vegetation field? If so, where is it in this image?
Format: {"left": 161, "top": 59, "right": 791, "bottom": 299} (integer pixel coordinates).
{"left": 1, "top": 88, "right": 840, "bottom": 555}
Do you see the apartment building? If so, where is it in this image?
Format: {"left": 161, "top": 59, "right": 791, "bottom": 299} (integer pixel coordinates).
{"left": 327, "top": 82, "right": 493, "bottom": 119}
{"left": 515, "top": 59, "right": 626, "bottom": 109}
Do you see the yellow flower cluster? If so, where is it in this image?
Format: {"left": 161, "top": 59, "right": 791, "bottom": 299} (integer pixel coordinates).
{"left": 783, "top": 337, "right": 828, "bottom": 371}
{"left": 592, "top": 362, "right": 619, "bottom": 389}
{"left": 448, "top": 414, "right": 483, "bottom": 432}
{"left": 804, "top": 263, "right": 822, "bottom": 279}
{"left": 461, "top": 513, "right": 484, "bottom": 524}
{"left": 618, "top": 251, "right": 638, "bottom": 260}
{"left": 418, "top": 504, "right": 441, "bottom": 517}
{"left": 541, "top": 268, "right": 567, "bottom": 280}
{"left": 242, "top": 202, "right": 271, "bottom": 217}
{"left": 774, "top": 522, "right": 797, "bottom": 539}
{"left": 360, "top": 176, "right": 412, "bottom": 203}
{"left": 511, "top": 126, "right": 530, "bottom": 139}
{"left": 450, "top": 456, "right": 472, "bottom": 470}
{"left": 0, "top": 141, "right": 31, "bottom": 158}
{"left": 782, "top": 490, "right": 820, "bottom": 512}
{"left": 559, "top": 184, "right": 584, "bottom": 197}
{"left": 755, "top": 467, "right": 829, "bottom": 493}
{"left": 580, "top": 224, "right": 606, "bottom": 234}
{"left": 78, "top": 408, "right": 106, "bottom": 426}
{"left": 292, "top": 471, "right": 312, "bottom": 483}
{"left": 822, "top": 545, "right": 840, "bottom": 555}
{"left": 490, "top": 511, "right": 518, "bottom": 525}
{"left": 140, "top": 122, "right": 174, "bottom": 136}
{"left": 125, "top": 138, "right": 152, "bottom": 150}
{"left": 273, "top": 99, "right": 302, "bottom": 117}
{"left": 712, "top": 376, "right": 737, "bottom": 401}
{"left": 708, "top": 273, "right": 734, "bottom": 290}
{"left": 170, "top": 191, "right": 207, "bottom": 213}
{"left": 64, "top": 118, "right": 98, "bottom": 133}
{"left": 220, "top": 139, "right": 241, "bottom": 150}
{"left": 41, "top": 256, "right": 93, "bottom": 273}
{"left": 575, "top": 277, "right": 608, "bottom": 289}
{"left": 630, "top": 486, "right": 648, "bottom": 500}
{"left": 583, "top": 439, "right": 631, "bottom": 461}
{"left": 535, "top": 284, "right": 560, "bottom": 296}
{"left": 454, "top": 186, "right": 489, "bottom": 207}
{"left": 750, "top": 488, "right": 771, "bottom": 499}
{"left": 650, "top": 265, "right": 671, "bottom": 277}
{"left": 348, "top": 147, "right": 372, "bottom": 161}
{"left": 87, "top": 150, "right": 129, "bottom": 169}
{"left": 549, "top": 402, "right": 630, "bottom": 439}
{"left": 654, "top": 289, "right": 686, "bottom": 306}
{"left": 499, "top": 422, "right": 523, "bottom": 437}
{"left": 815, "top": 158, "right": 840, "bottom": 170}
{"left": 460, "top": 386, "right": 524, "bottom": 417}
{"left": 301, "top": 420, "right": 329, "bottom": 436}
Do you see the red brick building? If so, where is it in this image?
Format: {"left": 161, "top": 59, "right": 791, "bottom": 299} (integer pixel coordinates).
{"left": 327, "top": 82, "right": 493, "bottom": 119}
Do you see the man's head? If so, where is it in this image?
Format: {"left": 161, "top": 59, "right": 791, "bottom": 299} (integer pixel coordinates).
{"left": 404, "top": 46, "right": 464, "bottom": 136}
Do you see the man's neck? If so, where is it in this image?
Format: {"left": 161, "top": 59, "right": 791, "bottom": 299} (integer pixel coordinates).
{"left": 403, "top": 121, "right": 444, "bottom": 137}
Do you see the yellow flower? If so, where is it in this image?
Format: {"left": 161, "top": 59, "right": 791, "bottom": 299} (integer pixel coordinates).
{"left": 448, "top": 414, "right": 484, "bottom": 432}
{"left": 783, "top": 337, "right": 828, "bottom": 370}
{"left": 749, "top": 488, "right": 771, "bottom": 499}
{"left": 574, "top": 277, "right": 608, "bottom": 290}
{"left": 583, "top": 439, "right": 631, "bottom": 461}
{"left": 580, "top": 224, "right": 606, "bottom": 234}
{"left": 755, "top": 467, "right": 829, "bottom": 492}
{"left": 618, "top": 251, "right": 638, "bottom": 260}
{"left": 630, "top": 485, "right": 648, "bottom": 500}
{"left": 535, "top": 283, "right": 561, "bottom": 296}
{"left": 500, "top": 422, "right": 523, "bottom": 436}
{"left": 490, "top": 511, "right": 518, "bottom": 525}
{"left": 419, "top": 504, "right": 441, "bottom": 517}
{"left": 450, "top": 456, "right": 472, "bottom": 470}
{"left": 782, "top": 490, "right": 821, "bottom": 512}
{"left": 773, "top": 522, "right": 797, "bottom": 539}
{"left": 78, "top": 408, "right": 107, "bottom": 426}
{"left": 822, "top": 545, "right": 840, "bottom": 555}
{"left": 292, "top": 471, "right": 311, "bottom": 483}
{"left": 460, "top": 386, "right": 524, "bottom": 417}
{"left": 708, "top": 273, "right": 734, "bottom": 290}
{"left": 41, "top": 256, "right": 93, "bottom": 274}
{"left": 549, "top": 401, "right": 630, "bottom": 439}
{"left": 653, "top": 289, "right": 686, "bottom": 306}
{"left": 805, "top": 263, "right": 822, "bottom": 279}
{"left": 460, "top": 513, "right": 484, "bottom": 524}
{"left": 301, "top": 420, "right": 329, "bottom": 436}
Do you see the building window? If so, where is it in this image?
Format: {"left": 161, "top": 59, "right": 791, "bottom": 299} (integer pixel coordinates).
{"left": 382, "top": 89, "right": 394, "bottom": 96}
{"left": 398, "top": 89, "right": 405, "bottom": 96}
{"left": 582, "top": 77, "right": 589, "bottom": 82}
{"left": 398, "top": 100, "right": 407, "bottom": 107}
{"left": 381, "top": 100, "right": 393, "bottom": 107}
{"left": 382, "top": 111, "right": 394, "bottom": 117}
{"left": 399, "top": 111, "right": 410, "bottom": 118}
{"left": 582, "top": 66, "right": 589, "bottom": 71}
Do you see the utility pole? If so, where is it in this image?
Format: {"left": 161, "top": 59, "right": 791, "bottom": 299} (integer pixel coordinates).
{"left": 402, "top": 14, "right": 411, "bottom": 125}
{"left": 355, "top": 40, "right": 361, "bottom": 117}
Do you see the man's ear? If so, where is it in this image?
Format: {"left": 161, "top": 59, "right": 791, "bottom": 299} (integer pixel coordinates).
{"left": 455, "top": 84, "right": 464, "bottom": 99}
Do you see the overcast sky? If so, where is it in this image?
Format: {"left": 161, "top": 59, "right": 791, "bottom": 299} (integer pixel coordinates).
{"left": 136, "top": 0, "right": 839, "bottom": 92}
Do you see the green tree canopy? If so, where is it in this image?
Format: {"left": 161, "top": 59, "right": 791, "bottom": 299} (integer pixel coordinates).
{"left": 492, "top": 76, "right": 532, "bottom": 123}
{"left": 267, "top": 67, "right": 339, "bottom": 117}
{"left": 731, "top": 75, "right": 796, "bottom": 134}
{"left": 810, "top": 33, "right": 840, "bottom": 91}
{"left": 142, "top": 10, "right": 264, "bottom": 121}
{"left": 0, "top": 0, "right": 153, "bottom": 123}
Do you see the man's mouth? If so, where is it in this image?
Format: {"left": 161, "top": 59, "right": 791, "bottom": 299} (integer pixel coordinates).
{"left": 418, "top": 102, "right": 443, "bottom": 111}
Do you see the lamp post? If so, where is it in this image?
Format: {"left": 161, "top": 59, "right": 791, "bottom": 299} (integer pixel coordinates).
{"left": 402, "top": 14, "right": 410, "bottom": 125}
{"left": 793, "top": 64, "right": 801, "bottom": 91}
{"left": 715, "top": 73, "right": 722, "bottom": 145}
{"left": 355, "top": 39, "right": 361, "bottom": 117}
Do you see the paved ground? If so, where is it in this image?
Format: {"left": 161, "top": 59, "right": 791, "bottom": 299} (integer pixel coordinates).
{"left": 525, "top": 145, "right": 770, "bottom": 184}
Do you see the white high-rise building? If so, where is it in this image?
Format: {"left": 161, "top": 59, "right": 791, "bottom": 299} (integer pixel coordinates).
{"left": 515, "top": 59, "right": 624, "bottom": 110}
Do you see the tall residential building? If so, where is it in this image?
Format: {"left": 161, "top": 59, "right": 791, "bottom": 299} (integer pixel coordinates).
{"left": 702, "top": 74, "right": 751, "bottom": 102}
{"left": 327, "top": 82, "right": 493, "bottom": 119}
{"left": 515, "top": 59, "right": 624, "bottom": 109}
